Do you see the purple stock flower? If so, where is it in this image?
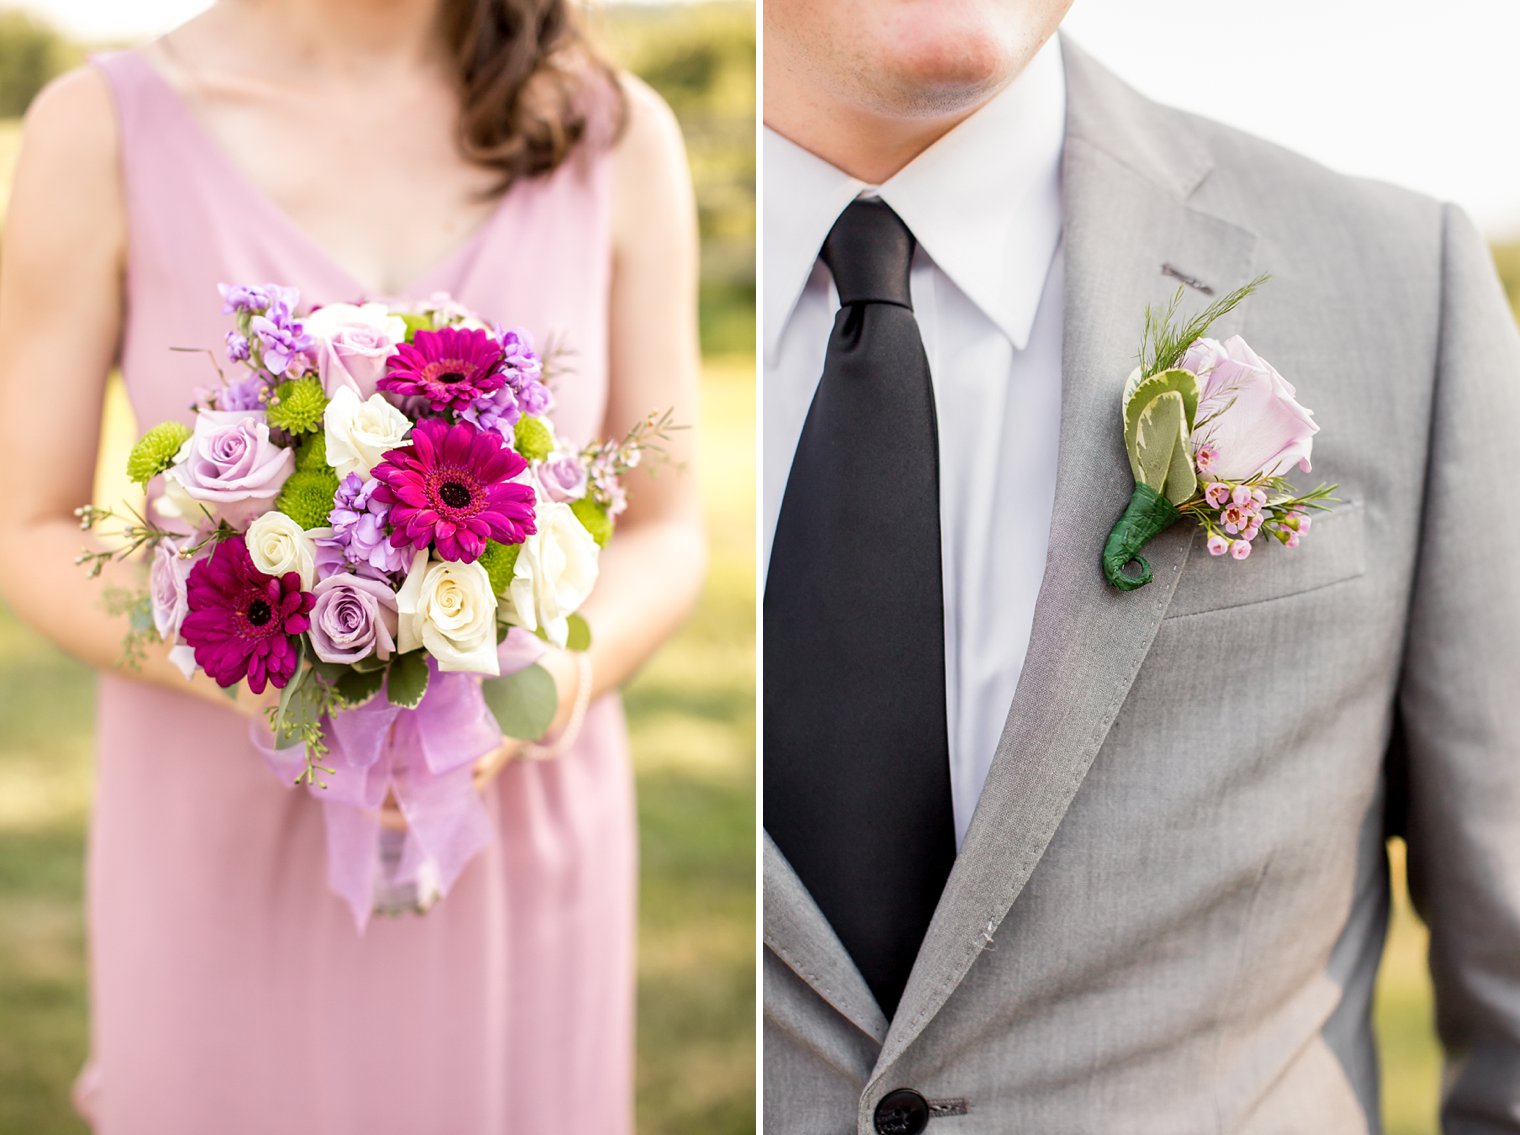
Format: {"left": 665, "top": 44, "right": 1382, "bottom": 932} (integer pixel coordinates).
{"left": 219, "top": 282, "right": 299, "bottom": 316}
{"left": 319, "top": 472, "right": 411, "bottom": 577}
{"left": 499, "top": 328, "right": 551, "bottom": 416}
{"left": 216, "top": 374, "right": 270, "bottom": 412}
{"left": 249, "top": 310, "right": 314, "bottom": 378}
{"left": 225, "top": 330, "right": 252, "bottom": 363}
{"left": 460, "top": 385, "right": 521, "bottom": 435}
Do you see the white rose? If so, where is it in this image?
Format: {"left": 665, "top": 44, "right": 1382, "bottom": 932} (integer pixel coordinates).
{"left": 505, "top": 501, "right": 600, "bottom": 648}
{"left": 324, "top": 386, "right": 412, "bottom": 480}
{"left": 395, "top": 550, "right": 500, "bottom": 675}
{"left": 245, "top": 511, "right": 319, "bottom": 591}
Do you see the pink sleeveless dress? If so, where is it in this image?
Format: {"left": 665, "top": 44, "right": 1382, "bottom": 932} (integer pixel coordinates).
{"left": 80, "top": 50, "right": 635, "bottom": 1134}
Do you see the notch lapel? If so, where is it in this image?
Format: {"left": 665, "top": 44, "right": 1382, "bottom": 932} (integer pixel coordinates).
{"left": 874, "top": 40, "right": 1259, "bottom": 1072}
{"left": 765, "top": 834, "right": 891, "bottom": 1042}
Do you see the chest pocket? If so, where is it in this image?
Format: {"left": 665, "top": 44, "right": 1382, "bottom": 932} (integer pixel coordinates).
{"left": 1163, "top": 499, "right": 1367, "bottom": 619}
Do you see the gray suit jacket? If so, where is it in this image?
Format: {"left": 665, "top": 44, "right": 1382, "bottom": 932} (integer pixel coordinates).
{"left": 764, "top": 39, "right": 1520, "bottom": 1134}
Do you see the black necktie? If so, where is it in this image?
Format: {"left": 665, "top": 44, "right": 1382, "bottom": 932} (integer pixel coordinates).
{"left": 764, "top": 199, "right": 956, "bottom": 1017}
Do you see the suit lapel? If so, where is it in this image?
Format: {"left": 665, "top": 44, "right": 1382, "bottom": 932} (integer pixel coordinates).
{"left": 875, "top": 39, "right": 1259, "bottom": 1071}
{"left": 764, "top": 834, "right": 891, "bottom": 1042}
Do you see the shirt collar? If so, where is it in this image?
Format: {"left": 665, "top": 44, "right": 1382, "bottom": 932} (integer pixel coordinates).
{"left": 763, "top": 36, "right": 1067, "bottom": 359}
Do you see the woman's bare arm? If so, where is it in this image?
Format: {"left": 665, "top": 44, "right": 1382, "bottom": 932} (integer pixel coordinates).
{"left": 0, "top": 68, "right": 258, "bottom": 715}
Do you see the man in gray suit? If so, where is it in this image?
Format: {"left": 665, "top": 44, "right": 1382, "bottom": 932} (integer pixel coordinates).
{"left": 762, "top": 3, "right": 1520, "bottom": 1132}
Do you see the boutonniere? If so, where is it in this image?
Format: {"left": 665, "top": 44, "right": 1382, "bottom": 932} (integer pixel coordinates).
{"left": 1103, "top": 278, "right": 1337, "bottom": 590}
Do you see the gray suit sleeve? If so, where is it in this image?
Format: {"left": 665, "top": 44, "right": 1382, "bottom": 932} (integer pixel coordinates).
{"left": 1396, "top": 202, "right": 1520, "bottom": 1132}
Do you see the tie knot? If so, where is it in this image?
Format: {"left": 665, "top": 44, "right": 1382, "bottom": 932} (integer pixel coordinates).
{"left": 821, "top": 199, "right": 915, "bottom": 308}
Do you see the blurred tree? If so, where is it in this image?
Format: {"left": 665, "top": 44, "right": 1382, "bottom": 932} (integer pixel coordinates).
{"left": 0, "top": 9, "right": 73, "bottom": 118}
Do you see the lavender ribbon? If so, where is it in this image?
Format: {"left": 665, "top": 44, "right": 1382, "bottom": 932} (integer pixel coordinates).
{"left": 252, "top": 632, "right": 548, "bottom": 931}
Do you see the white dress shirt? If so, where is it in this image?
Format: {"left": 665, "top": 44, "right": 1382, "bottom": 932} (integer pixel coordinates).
{"left": 763, "top": 39, "right": 1068, "bottom": 847}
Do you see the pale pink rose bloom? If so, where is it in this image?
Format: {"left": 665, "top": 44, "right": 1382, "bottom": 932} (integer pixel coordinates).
{"left": 304, "top": 303, "right": 405, "bottom": 399}
{"left": 149, "top": 538, "right": 193, "bottom": 640}
{"left": 1182, "top": 335, "right": 1318, "bottom": 481}
{"left": 1229, "top": 539, "right": 1253, "bottom": 560}
{"left": 1207, "top": 535, "right": 1230, "bottom": 556}
{"left": 164, "top": 409, "right": 294, "bottom": 528}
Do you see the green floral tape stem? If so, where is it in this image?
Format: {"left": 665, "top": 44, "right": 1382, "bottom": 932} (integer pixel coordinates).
{"left": 1103, "top": 483, "right": 1181, "bottom": 591}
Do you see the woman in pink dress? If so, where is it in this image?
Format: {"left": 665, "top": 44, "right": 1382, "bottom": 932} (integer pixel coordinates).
{"left": 0, "top": 0, "right": 705, "bottom": 1131}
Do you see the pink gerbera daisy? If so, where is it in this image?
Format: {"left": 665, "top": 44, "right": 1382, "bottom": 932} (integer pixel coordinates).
{"left": 371, "top": 418, "right": 536, "bottom": 563}
{"left": 180, "top": 536, "right": 314, "bottom": 693}
{"left": 378, "top": 326, "right": 505, "bottom": 413}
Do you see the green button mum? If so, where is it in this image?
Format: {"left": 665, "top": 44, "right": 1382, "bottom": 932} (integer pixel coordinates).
{"left": 478, "top": 539, "right": 521, "bottom": 597}
{"left": 570, "top": 496, "right": 613, "bottom": 548}
{"left": 126, "top": 421, "right": 193, "bottom": 485}
{"left": 266, "top": 377, "right": 328, "bottom": 436}
{"left": 513, "top": 415, "right": 554, "bottom": 462}
{"left": 275, "top": 467, "right": 340, "bottom": 531}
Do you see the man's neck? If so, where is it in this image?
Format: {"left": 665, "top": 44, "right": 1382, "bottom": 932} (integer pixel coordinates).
{"left": 763, "top": 85, "right": 996, "bottom": 185}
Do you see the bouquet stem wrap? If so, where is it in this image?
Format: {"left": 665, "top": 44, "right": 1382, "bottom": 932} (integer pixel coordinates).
{"left": 252, "top": 633, "right": 547, "bottom": 931}
{"left": 1102, "top": 483, "right": 1181, "bottom": 591}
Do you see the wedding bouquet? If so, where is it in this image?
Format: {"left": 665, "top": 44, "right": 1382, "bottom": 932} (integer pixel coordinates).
{"left": 79, "top": 284, "right": 669, "bottom": 927}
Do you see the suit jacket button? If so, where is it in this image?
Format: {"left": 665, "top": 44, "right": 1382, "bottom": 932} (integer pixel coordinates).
{"left": 874, "top": 1088, "right": 930, "bottom": 1135}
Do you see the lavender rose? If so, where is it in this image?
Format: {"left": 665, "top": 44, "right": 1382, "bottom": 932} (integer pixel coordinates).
{"left": 162, "top": 410, "right": 295, "bottom": 528}
{"left": 536, "top": 452, "right": 588, "bottom": 503}
{"left": 303, "top": 302, "right": 406, "bottom": 399}
{"left": 1182, "top": 335, "right": 1318, "bottom": 481}
{"left": 150, "top": 538, "right": 192, "bottom": 640}
{"left": 308, "top": 573, "right": 399, "bottom": 664}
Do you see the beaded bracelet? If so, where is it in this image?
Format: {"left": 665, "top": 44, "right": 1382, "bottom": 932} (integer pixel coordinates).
{"left": 520, "top": 652, "right": 593, "bottom": 762}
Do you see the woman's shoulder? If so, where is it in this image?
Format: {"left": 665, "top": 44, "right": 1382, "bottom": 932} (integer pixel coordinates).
{"left": 607, "top": 71, "right": 689, "bottom": 217}
{"left": 10, "top": 64, "right": 122, "bottom": 230}
{"left": 19, "top": 63, "right": 119, "bottom": 168}
{"left": 610, "top": 71, "right": 685, "bottom": 168}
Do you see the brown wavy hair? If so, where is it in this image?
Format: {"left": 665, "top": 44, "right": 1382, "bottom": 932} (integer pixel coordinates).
{"left": 442, "top": 0, "right": 625, "bottom": 192}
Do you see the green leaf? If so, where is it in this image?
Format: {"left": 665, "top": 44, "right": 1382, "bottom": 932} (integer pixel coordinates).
{"left": 398, "top": 311, "right": 435, "bottom": 339}
{"left": 1161, "top": 416, "right": 1198, "bottom": 505}
{"left": 350, "top": 651, "right": 389, "bottom": 673}
{"left": 335, "top": 666, "right": 386, "bottom": 709}
{"left": 1132, "top": 390, "right": 1190, "bottom": 499}
{"left": 387, "top": 651, "right": 430, "bottom": 709}
{"left": 271, "top": 641, "right": 308, "bottom": 747}
{"left": 564, "top": 613, "right": 592, "bottom": 653}
{"left": 1123, "top": 368, "right": 1200, "bottom": 484}
{"left": 481, "top": 662, "right": 557, "bottom": 741}
{"left": 309, "top": 658, "right": 347, "bottom": 684}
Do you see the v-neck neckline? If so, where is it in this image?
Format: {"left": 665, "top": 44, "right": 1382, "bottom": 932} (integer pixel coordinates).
{"left": 127, "top": 48, "right": 517, "bottom": 302}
